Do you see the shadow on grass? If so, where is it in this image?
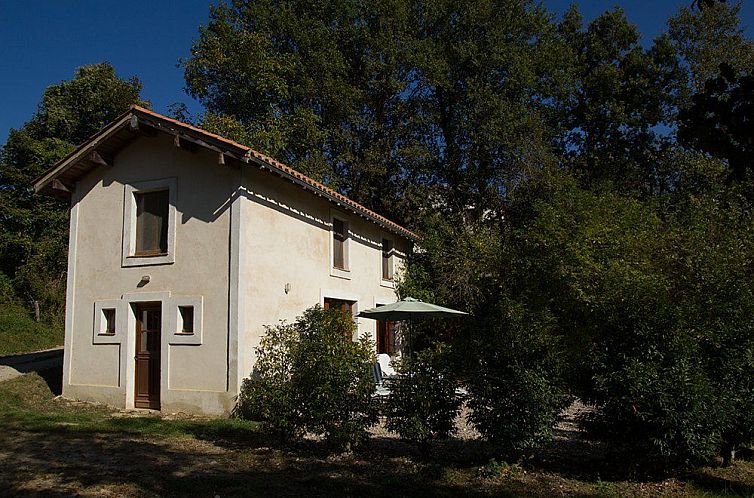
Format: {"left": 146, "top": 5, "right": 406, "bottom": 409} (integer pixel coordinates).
{"left": 37, "top": 366, "right": 62, "bottom": 396}
{"left": 2, "top": 373, "right": 752, "bottom": 497}
{"left": 0, "top": 426, "right": 514, "bottom": 498}
{"left": 685, "top": 470, "right": 754, "bottom": 497}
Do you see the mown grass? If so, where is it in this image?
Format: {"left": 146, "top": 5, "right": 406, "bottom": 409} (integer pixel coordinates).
{"left": 0, "top": 303, "right": 64, "bottom": 356}
{"left": 0, "top": 370, "right": 260, "bottom": 440}
{"left": 0, "top": 372, "right": 753, "bottom": 497}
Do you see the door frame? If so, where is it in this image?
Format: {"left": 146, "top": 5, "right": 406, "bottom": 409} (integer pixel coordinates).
{"left": 122, "top": 291, "right": 170, "bottom": 410}
{"left": 134, "top": 302, "right": 161, "bottom": 409}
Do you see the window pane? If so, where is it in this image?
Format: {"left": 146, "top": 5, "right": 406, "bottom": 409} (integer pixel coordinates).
{"left": 179, "top": 306, "right": 194, "bottom": 334}
{"left": 382, "top": 239, "right": 393, "bottom": 280}
{"left": 135, "top": 190, "right": 169, "bottom": 255}
{"left": 144, "top": 309, "right": 161, "bottom": 331}
{"left": 333, "top": 219, "right": 345, "bottom": 269}
{"left": 103, "top": 309, "right": 116, "bottom": 334}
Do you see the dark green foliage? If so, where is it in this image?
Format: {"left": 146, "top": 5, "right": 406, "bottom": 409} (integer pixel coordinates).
{"left": 183, "top": 0, "right": 572, "bottom": 221}
{"left": 0, "top": 63, "right": 145, "bottom": 324}
{"left": 398, "top": 208, "right": 570, "bottom": 458}
{"left": 678, "top": 64, "right": 754, "bottom": 181}
{"left": 555, "top": 6, "right": 682, "bottom": 194}
{"left": 384, "top": 344, "right": 461, "bottom": 446}
{"left": 669, "top": 0, "right": 754, "bottom": 93}
{"left": 235, "top": 306, "right": 377, "bottom": 449}
{"left": 523, "top": 179, "right": 754, "bottom": 465}
{"left": 465, "top": 299, "right": 569, "bottom": 457}
{"left": 234, "top": 320, "right": 301, "bottom": 439}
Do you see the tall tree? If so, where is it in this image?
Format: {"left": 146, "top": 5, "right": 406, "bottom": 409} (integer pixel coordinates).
{"left": 184, "top": 0, "right": 417, "bottom": 219}
{"left": 678, "top": 64, "right": 754, "bottom": 182}
{"left": 555, "top": 6, "right": 683, "bottom": 195}
{"left": 668, "top": 0, "right": 754, "bottom": 94}
{"left": 0, "top": 63, "right": 145, "bottom": 321}
{"left": 183, "top": 0, "right": 571, "bottom": 221}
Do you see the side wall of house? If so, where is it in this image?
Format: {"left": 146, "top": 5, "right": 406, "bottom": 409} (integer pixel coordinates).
{"left": 237, "top": 165, "right": 410, "bottom": 382}
{"left": 63, "top": 134, "right": 237, "bottom": 415}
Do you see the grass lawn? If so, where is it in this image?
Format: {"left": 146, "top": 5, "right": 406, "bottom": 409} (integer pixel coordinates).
{"left": 1, "top": 372, "right": 753, "bottom": 497}
{"left": 0, "top": 304, "right": 64, "bottom": 356}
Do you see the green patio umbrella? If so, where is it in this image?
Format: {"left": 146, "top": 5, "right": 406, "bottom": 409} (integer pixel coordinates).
{"left": 357, "top": 297, "right": 468, "bottom": 358}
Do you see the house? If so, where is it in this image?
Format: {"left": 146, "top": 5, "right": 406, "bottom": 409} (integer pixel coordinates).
{"left": 33, "top": 106, "right": 416, "bottom": 415}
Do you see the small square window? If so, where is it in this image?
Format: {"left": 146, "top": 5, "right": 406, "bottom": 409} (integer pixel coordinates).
{"left": 178, "top": 306, "right": 194, "bottom": 334}
{"left": 102, "top": 308, "right": 116, "bottom": 335}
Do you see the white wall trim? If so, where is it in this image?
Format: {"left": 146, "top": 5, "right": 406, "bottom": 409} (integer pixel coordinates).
{"left": 121, "top": 177, "right": 177, "bottom": 267}
{"left": 120, "top": 290, "right": 171, "bottom": 409}
{"left": 92, "top": 299, "right": 124, "bottom": 345}
{"left": 168, "top": 295, "right": 203, "bottom": 345}
{"left": 229, "top": 178, "right": 246, "bottom": 395}
{"left": 62, "top": 182, "right": 81, "bottom": 392}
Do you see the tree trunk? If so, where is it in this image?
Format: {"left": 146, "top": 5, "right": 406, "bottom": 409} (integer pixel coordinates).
{"left": 721, "top": 442, "right": 735, "bottom": 467}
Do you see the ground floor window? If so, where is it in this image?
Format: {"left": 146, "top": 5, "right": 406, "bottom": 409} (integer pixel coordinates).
{"left": 323, "top": 297, "right": 356, "bottom": 317}
{"left": 376, "top": 320, "right": 396, "bottom": 354}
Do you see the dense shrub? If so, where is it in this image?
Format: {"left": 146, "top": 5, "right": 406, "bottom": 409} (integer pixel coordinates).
{"left": 235, "top": 305, "right": 377, "bottom": 449}
{"left": 528, "top": 183, "right": 754, "bottom": 466}
{"left": 234, "top": 320, "right": 301, "bottom": 440}
{"left": 384, "top": 344, "right": 461, "bottom": 446}
{"left": 465, "top": 299, "right": 569, "bottom": 457}
{"left": 292, "top": 306, "right": 378, "bottom": 449}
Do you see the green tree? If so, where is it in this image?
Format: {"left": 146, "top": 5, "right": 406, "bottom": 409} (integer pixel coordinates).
{"left": 554, "top": 6, "right": 683, "bottom": 195}
{"left": 678, "top": 64, "right": 754, "bottom": 182}
{"left": 183, "top": 0, "right": 572, "bottom": 222}
{"left": 668, "top": 0, "right": 754, "bottom": 94}
{"left": 384, "top": 344, "right": 461, "bottom": 448}
{"left": 0, "top": 63, "right": 145, "bottom": 322}
{"left": 235, "top": 305, "right": 378, "bottom": 450}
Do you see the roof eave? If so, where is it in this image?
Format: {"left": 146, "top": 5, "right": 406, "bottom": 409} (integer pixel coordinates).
{"left": 33, "top": 106, "right": 420, "bottom": 242}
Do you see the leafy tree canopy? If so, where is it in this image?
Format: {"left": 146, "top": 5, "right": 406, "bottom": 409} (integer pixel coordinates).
{"left": 0, "top": 63, "right": 145, "bottom": 320}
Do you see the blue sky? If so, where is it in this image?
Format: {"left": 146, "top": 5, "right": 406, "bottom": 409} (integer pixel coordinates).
{"left": 1, "top": 0, "right": 752, "bottom": 144}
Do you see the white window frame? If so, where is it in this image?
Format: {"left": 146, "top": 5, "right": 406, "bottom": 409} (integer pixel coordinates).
{"left": 330, "top": 210, "right": 351, "bottom": 280}
{"left": 121, "top": 178, "right": 177, "bottom": 267}
{"left": 92, "top": 299, "right": 124, "bottom": 344}
{"left": 380, "top": 235, "right": 396, "bottom": 288}
{"left": 168, "top": 295, "right": 203, "bottom": 345}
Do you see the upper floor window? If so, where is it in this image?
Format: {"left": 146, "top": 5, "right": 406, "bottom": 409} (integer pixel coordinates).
{"left": 122, "top": 178, "right": 177, "bottom": 267}
{"left": 332, "top": 217, "right": 348, "bottom": 270}
{"left": 381, "top": 238, "right": 394, "bottom": 281}
{"left": 135, "top": 190, "right": 169, "bottom": 256}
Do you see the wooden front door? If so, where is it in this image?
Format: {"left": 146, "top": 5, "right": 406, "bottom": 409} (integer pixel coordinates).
{"left": 135, "top": 303, "right": 161, "bottom": 409}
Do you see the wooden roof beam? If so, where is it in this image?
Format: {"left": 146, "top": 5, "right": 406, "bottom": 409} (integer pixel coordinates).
{"left": 90, "top": 150, "right": 111, "bottom": 167}
{"left": 52, "top": 179, "right": 73, "bottom": 194}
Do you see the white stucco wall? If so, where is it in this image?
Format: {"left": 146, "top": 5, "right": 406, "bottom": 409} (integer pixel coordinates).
{"left": 62, "top": 133, "right": 411, "bottom": 415}
{"left": 64, "top": 134, "right": 237, "bottom": 415}
{"left": 237, "top": 165, "right": 410, "bottom": 381}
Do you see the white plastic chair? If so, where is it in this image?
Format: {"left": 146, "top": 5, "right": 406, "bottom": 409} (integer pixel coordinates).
{"left": 377, "top": 353, "right": 397, "bottom": 377}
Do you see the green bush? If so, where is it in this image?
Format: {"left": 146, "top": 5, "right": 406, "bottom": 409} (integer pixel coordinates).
{"left": 466, "top": 299, "right": 569, "bottom": 458}
{"left": 235, "top": 305, "right": 377, "bottom": 449}
{"left": 384, "top": 344, "right": 461, "bottom": 446}
{"left": 234, "top": 321, "right": 301, "bottom": 440}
